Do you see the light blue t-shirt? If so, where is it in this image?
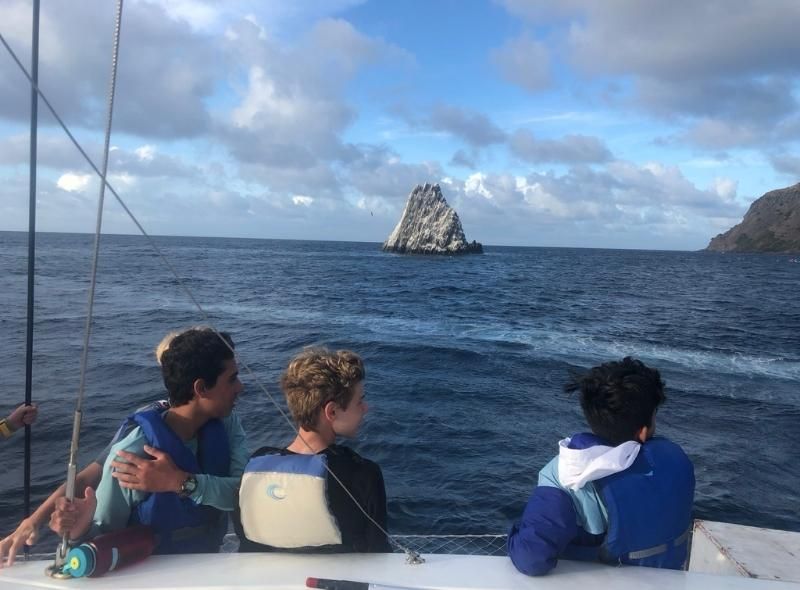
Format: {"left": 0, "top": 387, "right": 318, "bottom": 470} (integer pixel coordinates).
{"left": 538, "top": 457, "right": 609, "bottom": 535}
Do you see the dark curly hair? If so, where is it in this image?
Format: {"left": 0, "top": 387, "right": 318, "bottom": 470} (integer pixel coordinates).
{"left": 160, "top": 328, "right": 235, "bottom": 407}
{"left": 565, "top": 357, "right": 665, "bottom": 445}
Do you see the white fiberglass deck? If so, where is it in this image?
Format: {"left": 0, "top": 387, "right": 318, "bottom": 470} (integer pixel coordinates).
{"left": 690, "top": 520, "right": 800, "bottom": 583}
{"left": 1, "top": 552, "right": 798, "bottom": 590}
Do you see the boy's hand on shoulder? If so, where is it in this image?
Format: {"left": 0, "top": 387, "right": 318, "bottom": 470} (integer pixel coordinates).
{"left": 112, "top": 445, "right": 185, "bottom": 493}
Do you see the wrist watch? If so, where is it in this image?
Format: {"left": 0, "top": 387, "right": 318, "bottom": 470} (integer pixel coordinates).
{"left": 178, "top": 474, "right": 197, "bottom": 498}
{"left": 0, "top": 418, "right": 14, "bottom": 438}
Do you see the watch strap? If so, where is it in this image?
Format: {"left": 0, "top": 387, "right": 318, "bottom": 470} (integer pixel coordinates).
{"left": 179, "top": 474, "right": 197, "bottom": 498}
{"left": 0, "top": 419, "right": 14, "bottom": 439}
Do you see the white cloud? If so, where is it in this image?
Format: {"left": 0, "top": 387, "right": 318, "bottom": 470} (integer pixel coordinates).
{"left": 109, "top": 172, "right": 137, "bottom": 188}
{"left": 136, "top": 0, "right": 221, "bottom": 31}
{"left": 0, "top": 0, "right": 218, "bottom": 137}
{"left": 711, "top": 177, "right": 737, "bottom": 200}
{"left": 292, "top": 195, "right": 314, "bottom": 207}
{"left": 135, "top": 145, "right": 157, "bottom": 161}
{"left": 496, "top": 0, "right": 800, "bottom": 150}
{"left": 219, "top": 15, "right": 410, "bottom": 181}
{"left": 464, "top": 173, "right": 494, "bottom": 200}
{"left": 516, "top": 179, "right": 576, "bottom": 218}
{"left": 243, "top": 14, "right": 268, "bottom": 39}
{"left": 56, "top": 173, "right": 92, "bottom": 193}
{"left": 231, "top": 67, "right": 301, "bottom": 128}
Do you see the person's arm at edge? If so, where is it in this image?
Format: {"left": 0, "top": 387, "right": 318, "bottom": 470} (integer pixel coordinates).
{"left": 7, "top": 418, "right": 136, "bottom": 565}
{"left": 2, "top": 403, "right": 39, "bottom": 436}
{"left": 189, "top": 410, "right": 249, "bottom": 511}
{"left": 507, "top": 459, "right": 579, "bottom": 576}
{"left": 0, "top": 462, "right": 102, "bottom": 568}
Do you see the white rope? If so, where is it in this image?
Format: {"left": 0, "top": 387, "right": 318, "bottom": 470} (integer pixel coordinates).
{"left": 0, "top": 20, "right": 421, "bottom": 563}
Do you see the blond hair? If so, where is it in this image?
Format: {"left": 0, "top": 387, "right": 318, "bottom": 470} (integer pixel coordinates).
{"left": 281, "top": 348, "right": 365, "bottom": 431}
{"left": 154, "top": 326, "right": 210, "bottom": 365}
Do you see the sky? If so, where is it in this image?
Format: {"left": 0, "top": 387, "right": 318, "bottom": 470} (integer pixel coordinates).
{"left": 0, "top": 0, "right": 799, "bottom": 250}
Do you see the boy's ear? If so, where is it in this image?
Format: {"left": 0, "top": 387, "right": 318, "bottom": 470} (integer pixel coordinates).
{"left": 193, "top": 378, "right": 206, "bottom": 399}
{"left": 323, "top": 401, "right": 338, "bottom": 423}
{"left": 635, "top": 425, "right": 650, "bottom": 443}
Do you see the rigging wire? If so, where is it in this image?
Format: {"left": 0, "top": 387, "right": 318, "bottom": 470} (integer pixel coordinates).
{"left": 0, "top": 20, "right": 422, "bottom": 564}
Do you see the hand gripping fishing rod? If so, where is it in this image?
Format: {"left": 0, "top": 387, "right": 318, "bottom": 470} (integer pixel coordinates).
{"left": 46, "top": 411, "right": 84, "bottom": 578}
{"left": 44, "top": 0, "right": 126, "bottom": 578}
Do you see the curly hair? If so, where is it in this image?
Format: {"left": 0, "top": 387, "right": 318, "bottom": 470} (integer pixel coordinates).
{"left": 565, "top": 356, "right": 665, "bottom": 445}
{"left": 160, "top": 328, "right": 235, "bottom": 407}
{"left": 281, "top": 348, "right": 365, "bottom": 431}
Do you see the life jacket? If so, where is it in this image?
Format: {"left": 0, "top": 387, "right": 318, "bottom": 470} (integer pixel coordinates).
{"left": 109, "top": 400, "right": 170, "bottom": 446}
{"left": 238, "top": 453, "right": 342, "bottom": 549}
{"left": 127, "top": 410, "right": 230, "bottom": 554}
{"left": 593, "top": 436, "right": 694, "bottom": 569}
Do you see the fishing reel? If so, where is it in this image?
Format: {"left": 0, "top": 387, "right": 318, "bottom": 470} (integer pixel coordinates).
{"left": 44, "top": 541, "right": 73, "bottom": 579}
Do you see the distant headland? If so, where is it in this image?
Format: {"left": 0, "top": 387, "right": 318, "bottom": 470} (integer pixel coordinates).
{"left": 706, "top": 182, "right": 800, "bottom": 253}
{"left": 382, "top": 183, "right": 483, "bottom": 255}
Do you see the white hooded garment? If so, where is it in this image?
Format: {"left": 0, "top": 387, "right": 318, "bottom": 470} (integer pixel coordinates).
{"left": 557, "top": 437, "right": 641, "bottom": 491}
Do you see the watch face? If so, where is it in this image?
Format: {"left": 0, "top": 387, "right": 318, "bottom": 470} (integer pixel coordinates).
{"left": 182, "top": 476, "right": 197, "bottom": 495}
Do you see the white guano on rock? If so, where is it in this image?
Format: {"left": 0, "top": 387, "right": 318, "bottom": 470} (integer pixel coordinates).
{"left": 382, "top": 183, "right": 483, "bottom": 255}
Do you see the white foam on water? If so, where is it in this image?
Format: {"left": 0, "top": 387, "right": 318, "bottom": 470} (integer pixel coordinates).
{"left": 463, "top": 324, "right": 800, "bottom": 382}
{"left": 203, "top": 303, "right": 800, "bottom": 383}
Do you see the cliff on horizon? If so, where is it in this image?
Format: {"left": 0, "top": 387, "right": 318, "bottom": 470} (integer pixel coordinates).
{"left": 382, "top": 183, "right": 483, "bottom": 255}
{"left": 706, "top": 183, "right": 800, "bottom": 253}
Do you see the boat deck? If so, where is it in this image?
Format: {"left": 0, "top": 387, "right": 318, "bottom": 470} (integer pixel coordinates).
{"left": 2, "top": 551, "right": 797, "bottom": 589}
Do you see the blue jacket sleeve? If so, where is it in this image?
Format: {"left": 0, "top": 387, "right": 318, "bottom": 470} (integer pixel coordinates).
{"left": 507, "top": 485, "right": 579, "bottom": 576}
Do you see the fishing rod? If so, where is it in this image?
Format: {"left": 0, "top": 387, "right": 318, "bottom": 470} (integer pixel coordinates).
{"left": 22, "top": 0, "right": 40, "bottom": 560}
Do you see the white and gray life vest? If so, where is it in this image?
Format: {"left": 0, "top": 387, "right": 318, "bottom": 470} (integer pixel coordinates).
{"left": 238, "top": 453, "right": 342, "bottom": 548}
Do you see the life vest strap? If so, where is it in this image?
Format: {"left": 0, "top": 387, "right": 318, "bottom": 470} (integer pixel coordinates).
{"left": 626, "top": 525, "right": 691, "bottom": 561}
{"left": 673, "top": 526, "right": 691, "bottom": 547}
{"left": 628, "top": 543, "right": 667, "bottom": 560}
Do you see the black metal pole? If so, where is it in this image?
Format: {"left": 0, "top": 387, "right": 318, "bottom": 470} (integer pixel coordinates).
{"left": 23, "top": 0, "right": 41, "bottom": 555}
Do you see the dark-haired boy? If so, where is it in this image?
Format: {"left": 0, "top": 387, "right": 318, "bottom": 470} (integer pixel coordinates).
{"left": 234, "top": 348, "right": 390, "bottom": 553}
{"left": 50, "top": 328, "right": 248, "bottom": 554}
{"left": 508, "top": 357, "right": 694, "bottom": 576}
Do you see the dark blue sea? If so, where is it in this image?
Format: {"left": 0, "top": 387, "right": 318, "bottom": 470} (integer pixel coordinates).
{"left": 1, "top": 231, "right": 799, "bottom": 551}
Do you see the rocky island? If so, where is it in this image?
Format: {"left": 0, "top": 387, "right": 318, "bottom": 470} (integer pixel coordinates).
{"left": 706, "top": 183, "right": 800, "bottom": 253}
{"left": 383, "top": 183, "right": 483, "bottom": 255}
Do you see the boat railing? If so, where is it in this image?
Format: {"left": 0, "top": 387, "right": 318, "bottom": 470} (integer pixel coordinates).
{"left": 391, "top": 534, "right": 508, "bottom": 556}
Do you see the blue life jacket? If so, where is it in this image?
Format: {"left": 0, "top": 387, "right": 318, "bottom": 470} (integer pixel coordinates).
{"left": 127, "top": 410, "right": 230, "bottom": 554}
{"left": 593, "top": 436, "right": 694, "bottom": 569}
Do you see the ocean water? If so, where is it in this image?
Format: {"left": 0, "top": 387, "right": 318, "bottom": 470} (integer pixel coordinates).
{"left": 1, "top": 231, "right": 798, "bottom": 552}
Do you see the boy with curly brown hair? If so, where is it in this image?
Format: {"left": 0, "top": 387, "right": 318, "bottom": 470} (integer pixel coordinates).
{"left": 235, "top": 348, "right": 390, "bottom": 553}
